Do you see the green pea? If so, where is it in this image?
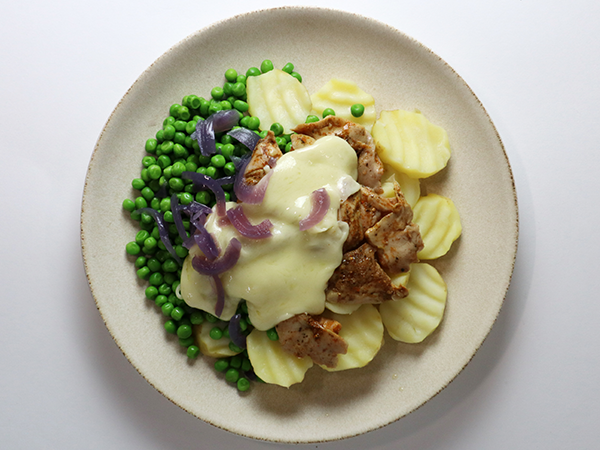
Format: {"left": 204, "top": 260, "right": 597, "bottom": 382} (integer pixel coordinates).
{"left": 214, "top": 359, "right": 229, "bottom": 372}
{"left": 134, "top": 196, "right": 147, "bottom": 210}
{"left": 208, "top": 102, "right": 223, "bottom": 115}
{"left": 177, "top": 324, "right": 193, "bottom": 339}
{"left": 270, "top": 122, "right": 284, "bottom": 136}
{"left": 145, "top": 138, "right": 158, "bottom": 153}
{"left": 247, "top": 116, "right": 260, "bottom": 130}
{"left": 225, "top": 368, "right": 240, "bottom": 383}
{"left": 237, "top": 378, "right": 250, "bottom": 392}
{"left": 276, "top": 137, "right": 286, "bottom": 148}
{"left": 155, "top": 129, "right": 164, "bottom": 143}
{"left": 305, "top": 114, "right": 319, "bottom": 123}
{"left": 147, "top": 258, "right": 161, "bottom": 272}
{"left": 282, "top": 62, "right": 294, "bottom": 73}
{"left": 175, "top": 245, "right": 189, "bottom": 259}
{"left": 187, "top": 345, "right": 200, "bottom": 359}
{"left": 204, "top": 166, "right": 218, "bottom": 178}
{"left": 158, "top": 283, "right": 172, "bottom": 295}
{"left": 171, "top": 307, "right": 185, "bottom": 321}
{"left": 172, "top": 161, "right": 186, "bottom": 177}
{"left": 163, "top": 124, "right": 176, "bottom": 140}
{"left": 164, "top": 320, "right": 177, "bottom": 334}
{"left": 163, "top": 116, "right": 176, "bottom": 127}
{"left": 143, "top": 236, "right": 158, "bottom": 250}
{"left": 224, "top": 68, "right": 238, "bottom": 82}
{"left": 195, "top": 191, "right": 211, "bottom": 204}
{"left": 122, "top": 199, "right": 135, "bottom": 212}
{"left": 141, "top": 187, "right": 154, "bottom": 201}
{"left": 149, "top": 272, "right": 164, "bottom": 286}
{"left": 223, "top": 162, "right": 236, "bottom": 176}
{"left": 134, "top": 256, "right": 147, "bottom": 268}
{"left": 285, "top": 142, "right": 292, "bottom": 153}
{"left": 291, "top": 72, "right": 302, "bottom": 82}
{"left": 190, "top": 311, "right": 205, "bottom": 325}
{"left": 179, "top": 192, "right": 193, "bottom": 205}
{"left": 246, "top": 67, "right": 261, "bottom": 77}
{"left": 260, "top": 59, "right": 274, "bottom": 73}
{"left": 156, "top": 155, "right": 170, "bottom": 170}
{"left": 178, "top": 106, "right": 191, "bottom": 121}
{"left": 351, "top": 103, "right": 365, "bottom": 117}
{"left": 169, "top": 104, "right": 181, "bottom": 116}
{"left": 210, "top": 326, "right": 223, "bottom": 340}
{"left": 160, "top": 141, "right": 174, "bottom": 154}
{"left": 266, "top": 328, "right": 279, "bottom": 341}
{"left": 142, "top": 155, "right": 156, "bottom": 167}
{"left": 230, "top": 355, "right": 242, "bottom": 369}
{"left": 161, "top": 302, "right": 174, "bottom": 317}
{"left": 145, "top": 286, "right": 158, "bottom": 300}
{"left": 205, "top": 313, "right": 218, "bottom": 323}
{"left": 211, "top": 154, "right": 226, "bottom": 168}
{"left": 211, "top": 86, "right": 224, "bottom": 100}
{"left": 163, "top": 211, "right": 174, "bottom": 223}
{"left": 236, "top": 74, "right": 247, "bottom": 85}
{"left": 162, "top": 259, "right": 179, "bottom": 273}
{"left": 131, "top": 178, "right": 145, "bottom": 190}
{"left": 233, "top": 100, "right": 249, "bottom": 112}
{"left": 187, "top": 95, "right": 201, "bottom": 110}
{"left": 232, "top": 82, "right": 246, "bottom": 97}
{"left": 137, "top": 266, "right": 150, "bottom": 280}
{"left": 169, "top": 177, "right": 184, "bottom": 191}
{"left": 322, "top": 108, "right": 336, "bottom": 118}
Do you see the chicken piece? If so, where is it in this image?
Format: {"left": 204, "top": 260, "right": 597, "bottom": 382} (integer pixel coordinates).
{"left": 366, "top": 217, "right": 424, "bottom": 275}
{"left": 243, "top": 131, "right": 282, "bottom": 185}
{"left": 339, "top": 186, "right": 399, "bottom": 252}
{"left": 293, "top": 116, "right": 384, "bottom": 192}
{"left": 276, "top": 313, "right": 348, "bottom": 368}
{"left": 357, "top": 146, "right": 384, "bottom": 192}
{"left": 326, "top": 243, "right": 408, "bottom": 305}
{"left": 290, "top": 133, "right": 315, "bottom": 150}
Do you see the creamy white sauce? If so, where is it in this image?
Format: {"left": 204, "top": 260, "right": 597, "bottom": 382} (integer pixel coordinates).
{"left": 180, "top": 135, "right": 360, "bottom": 330}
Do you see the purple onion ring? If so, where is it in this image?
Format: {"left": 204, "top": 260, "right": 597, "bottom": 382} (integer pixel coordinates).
{"left": 299, "top": 188, "right": 331, "bottom": 231}
{"left": 226, "top": 206, "right": 272, "bottom": 239}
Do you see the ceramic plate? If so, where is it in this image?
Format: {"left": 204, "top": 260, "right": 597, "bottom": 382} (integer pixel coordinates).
{"left": 81, "top": 7, "right": 517, "bottom": 443}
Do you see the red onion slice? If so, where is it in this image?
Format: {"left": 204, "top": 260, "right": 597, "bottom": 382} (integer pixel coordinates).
{"left": 135, "top": 207, "right": 182, "bottom": 265}
{"left": 298, "top": 188, "right": 331, "bottom": 231}
{"left": 227, "top": 127, "right": 260, "bottom": 151}
{"left": 191, "top": 238, "right": 241, "bottom": 276}
{"left": 228, "top": 313, "right": 247, "bottom": 349}
{"left": 226, "top": 206, "right": 272, "bottom": 239}
{"left": 191, "top": 110, "right": 240, "bottom": 156}
{"left": 211, "top": 274, "right": 225, "bottom": 317}
{"left": 171, "top": 194, "right": 188, "bottom": 241}
{"left": 181, "top": 171, "right": 227, "bottom": 218}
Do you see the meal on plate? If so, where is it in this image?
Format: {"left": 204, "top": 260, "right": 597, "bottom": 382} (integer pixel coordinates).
{"left": 122, "top": 60, "right": 462, "bottom": 391}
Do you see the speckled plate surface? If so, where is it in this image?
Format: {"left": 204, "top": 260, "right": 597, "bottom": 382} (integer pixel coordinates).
{"left": 81, "top": 6, "right": 517, "bottom": 443}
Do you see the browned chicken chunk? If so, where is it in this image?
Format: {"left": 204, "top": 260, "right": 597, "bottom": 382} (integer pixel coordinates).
{"left": 290, "top": 133, "right": 315, "bottom": 150}
{"left": 292, "top": 116, "right": 384, "bottom": 192}
{"left": 276, "top": 313, "right": 348, "bottom": 368}
{"left": 339, "top": 186, "right": 399, "bottom": 252}
{"left": 326, "top": 243, "right": 408, "bottom": 305}
{"left": 366, "top": 217, "right": 424, "bottom": 274}
{"left": 243, "top": 131, "right": 282, "bottom": 185}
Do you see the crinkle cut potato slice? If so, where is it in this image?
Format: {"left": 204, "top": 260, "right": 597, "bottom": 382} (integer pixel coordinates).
{"left": 413, "top": 193, "right": 462, "bottom": 260}
{"left": 321, "top": 304, "right": 384, "bottom": 372}
{"left": 380, "top": 263, "right": 447, "bottom": 343}
{"left": 372, "top": 109, "right": 451, "bottom": 179}
{"left": 311, "top": 78, "right": 376, "bottom": 131}
{"left": 246, "top": 69, "right": 312, "bottom": 134}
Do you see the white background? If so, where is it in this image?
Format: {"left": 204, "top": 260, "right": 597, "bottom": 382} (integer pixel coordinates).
{"left": 2, "top": 1, "right": 599, "bottom": 449}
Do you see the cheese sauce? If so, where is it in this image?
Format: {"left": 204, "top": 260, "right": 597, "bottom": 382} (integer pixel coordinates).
{"left": 180, "top": 135, "right": 360, "bottom": 330}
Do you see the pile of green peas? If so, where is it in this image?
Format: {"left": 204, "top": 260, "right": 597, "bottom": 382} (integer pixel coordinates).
{"left": 122, "top": 60, "right": 302, "bottom": 392}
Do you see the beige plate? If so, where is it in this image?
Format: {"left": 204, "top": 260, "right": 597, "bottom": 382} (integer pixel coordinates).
{"left": 81, "top": 6, "right": 518, "bottom": 444}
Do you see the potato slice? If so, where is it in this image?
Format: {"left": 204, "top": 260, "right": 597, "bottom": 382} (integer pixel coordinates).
{"left": 380, "top": 170, "right": 421, "bottom": 208}
{"left": 413, "top": 193, "right": 462, "bottom": 260}
{"left": 320, "top": 304, "right": 384, "bottom": 372}
{"left": 372, "top": 110, "right": 451, "bottom": 179}
{"left": 380, "top": 263, "right": 447, "bottom": 343}
{"left": 310, "top": 78, "right": 376, "bottom": 131}
{"left": 193, "top": 322, "right": 241, "bottom": 358}
{"left": 246, "top": 69, "right": 312, "bottom": 133}
{"left": 246, "top": 329, "right": 313, "bottom": 388}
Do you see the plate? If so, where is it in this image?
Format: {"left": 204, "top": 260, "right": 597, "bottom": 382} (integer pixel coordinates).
{"left": 81, "top": 7, "right": 517, "bottom": 443}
